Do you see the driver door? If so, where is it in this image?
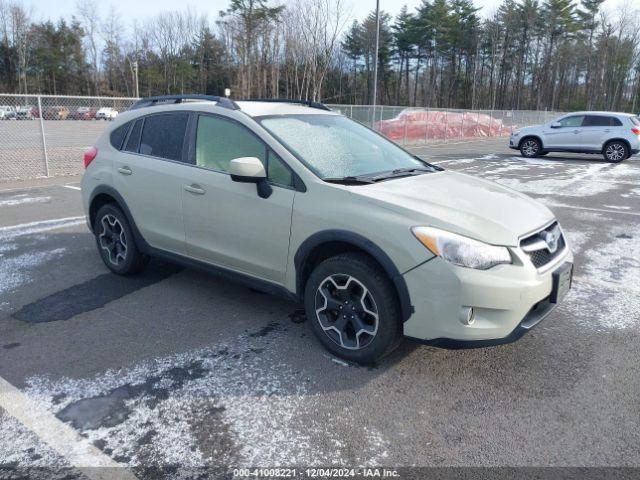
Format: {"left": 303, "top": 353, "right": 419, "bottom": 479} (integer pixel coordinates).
{"left": 181, "top": 114, "right": 296, "bottom": 284}
{"left": 544, "top": 115, "right": 585, "bottom": 149}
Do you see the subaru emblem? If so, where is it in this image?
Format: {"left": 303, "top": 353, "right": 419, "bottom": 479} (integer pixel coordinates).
{"left": 541, "top": 228, "right": 559, "bottom": 253}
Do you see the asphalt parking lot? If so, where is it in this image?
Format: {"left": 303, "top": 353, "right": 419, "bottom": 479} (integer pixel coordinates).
{"left": 1, "top": 138, "right": 639, "bottom": 477}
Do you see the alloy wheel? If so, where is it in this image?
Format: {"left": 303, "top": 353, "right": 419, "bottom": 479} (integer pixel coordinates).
{"left": 522, "top": 139, "right": 539, "bottom": 157}
{"left": 314, "top": 274, "right": 379, "bottom": 350}
{"left": 98, "top": 214, "right": 128, "bottom": 266}
{"left": 605, "top": 143, "right": 625, "bottom": 162}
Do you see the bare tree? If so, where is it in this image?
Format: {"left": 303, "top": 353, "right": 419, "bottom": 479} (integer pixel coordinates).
{"left": 76, "top": 0, "right": 101, "bottom": 94}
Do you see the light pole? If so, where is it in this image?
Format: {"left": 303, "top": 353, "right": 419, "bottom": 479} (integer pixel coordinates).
{"left": 132, "top": 60, "right": 139, "bottom": 98}
{"left": 372, "top": 0, "right": 380, "bottom": 110}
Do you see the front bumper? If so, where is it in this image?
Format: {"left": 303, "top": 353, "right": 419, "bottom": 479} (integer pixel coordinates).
{"left": 402, "top": 247, "right": 573, "bottom": 347}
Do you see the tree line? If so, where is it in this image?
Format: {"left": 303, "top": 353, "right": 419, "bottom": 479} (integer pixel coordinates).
{"left": 1, "top": 0, "right": 639, "bottom": 111}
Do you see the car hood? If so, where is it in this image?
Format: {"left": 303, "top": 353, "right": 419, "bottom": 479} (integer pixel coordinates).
{"left": 514, "top": 124, "right": 544, "bottom": 134}
{"left": 351, "top": 171, "right": 554, "bottom": 246}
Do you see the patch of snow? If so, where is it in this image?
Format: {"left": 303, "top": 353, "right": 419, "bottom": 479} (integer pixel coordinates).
{"left": 561, "top": 228, "right": 591, "bottom": 255}
{"left": 0, "top": 196, "right": 51, "bottom": 207}
{"left": 0, "top": 413, "right": 71, "bottom": 470}
{"left": 0, "top": 248, "right": 66, "bottom": 296}
{"left": 0, "top": 217, "right": 85, "bottom": 241}
{"left": 621, "top": 188, "right": 640, "bottom": 198}
{"left": 486, "top": 162, "right": 636, "bottom": 198}
{"left": 19, "top": 332, "right": 390, "bottom": 469}
{"left": 565, "top": 222, "right": 640, "bottom": 330}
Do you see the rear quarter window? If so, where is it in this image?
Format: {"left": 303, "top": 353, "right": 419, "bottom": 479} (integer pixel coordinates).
{"left": 124, "top": 119, "right": 143, "bottom": 152}
{"left": 110, "top": 122, "right": 131, "bottom": 150}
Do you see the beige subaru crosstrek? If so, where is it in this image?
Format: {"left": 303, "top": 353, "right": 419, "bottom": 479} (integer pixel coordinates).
{"left": 81, "top": 95, "right": 573, "bottom": 363}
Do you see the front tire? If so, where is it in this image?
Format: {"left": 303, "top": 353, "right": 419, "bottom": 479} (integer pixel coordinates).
{"left": 603, "top": 141, "right": 628, "bottom": 163}
{"left": 520, "top": 137, "right": 542, "bottom": 158}
{"left": 304, "top": 253, "right": 402, "bottom": 364}
{"left": 94, "top": 204, "right": 148, "bottom": 275}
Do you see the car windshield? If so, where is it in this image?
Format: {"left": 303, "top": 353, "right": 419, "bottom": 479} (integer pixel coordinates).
{"left": 258, "top": 114, "right": 435, "bottom": 180}
{"left": 631, "top": 116, "right": 640, "bottom": 126}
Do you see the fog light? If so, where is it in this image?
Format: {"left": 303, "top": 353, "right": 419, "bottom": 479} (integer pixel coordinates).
{"left": 459, "top": 307, "right": 475, "bottom": 325}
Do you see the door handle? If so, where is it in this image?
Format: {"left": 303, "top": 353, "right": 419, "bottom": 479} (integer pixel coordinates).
{"left": 184, "top": 184, "right": 205, "bottom": 195}
{"left": 604, "top": 129, "right": 611, "bottom": 133}
{"left": 573, "top": 130, "right": 580, "bottom": 134}
{"left": 117, "top": 166, "right": 132, "bottom": 175}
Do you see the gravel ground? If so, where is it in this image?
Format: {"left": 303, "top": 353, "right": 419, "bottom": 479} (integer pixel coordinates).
{"left": 0, "top": 138, "right": 638, "bottom": 478}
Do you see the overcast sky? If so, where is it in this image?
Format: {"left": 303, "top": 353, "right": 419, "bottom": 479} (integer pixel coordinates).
{"left": 24, "top": 0, "right": 628, "bottom": 25}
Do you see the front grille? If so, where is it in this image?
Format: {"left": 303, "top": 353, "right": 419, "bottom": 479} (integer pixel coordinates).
{"left": 520, "top": 221, "right": 566, "bottom": 269}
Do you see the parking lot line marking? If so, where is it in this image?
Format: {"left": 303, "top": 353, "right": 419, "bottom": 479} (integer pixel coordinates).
{"left": 63, "top": 185, "right": 81, "bottom": 191}
{"left": 0, "top": 376, "right": 138, "bottom": 479}
{"left": 0, "top": 216, "right": 86, "bottom": 238}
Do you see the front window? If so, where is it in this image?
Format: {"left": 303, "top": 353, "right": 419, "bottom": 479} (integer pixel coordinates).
{"left": 258, "top": 114, "right": 431, "bottom": 180}
{"left": 557, "top": 116, "right": 585, "bottom": 127}
{"left": 195, "top": 115, "right": 293, "bottom": 187}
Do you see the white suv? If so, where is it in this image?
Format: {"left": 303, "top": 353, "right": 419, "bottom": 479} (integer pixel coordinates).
{"left": 510, "top": 112, "right": 640, "bottom": 162}
{"left": 81, "top": 95, "right": 573, "bottom": 363}
{"left": 0, "top": 105, "right": 16, "bottom": 120}
{"left": 96, "top": 107, "right": 118, "bottom": 120}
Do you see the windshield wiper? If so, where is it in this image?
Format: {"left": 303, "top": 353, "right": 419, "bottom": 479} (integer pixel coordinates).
{"left": 323, "top": 176, "right": 375, "bottom": 185}
{"left": 369, "top": 167, "right": 432, "bottom": 182}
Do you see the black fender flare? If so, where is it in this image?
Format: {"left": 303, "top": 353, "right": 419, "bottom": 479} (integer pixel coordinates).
{"left": 294, "top": 230, "right": 414, "bottom": 322}
{"left": 88, "top": 185, "right": 151, "bottom": 253}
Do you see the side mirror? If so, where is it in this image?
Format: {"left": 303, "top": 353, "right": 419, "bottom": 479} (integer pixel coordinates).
{"left": 550, "top": 122, "right": 562, "bottom": 129}
{"left": 229, "top": 157, "right": 272, "bottom": 199}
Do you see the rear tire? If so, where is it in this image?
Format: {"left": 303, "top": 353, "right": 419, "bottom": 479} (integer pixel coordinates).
{"left": 94, "top": 204, "right": 148, "bottom": 275}
{"left": 603, "top": 141, "right": 628, "bottom": 163}
{"left": 520, "top": 137, "right": 542, "bottom": 158}
{"left": 304, "top": 253, "right": 402, "bottom": 364}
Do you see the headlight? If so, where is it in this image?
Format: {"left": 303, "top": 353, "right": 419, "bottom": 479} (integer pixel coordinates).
{"left": 512, "top": 130, "right": 520, "bottom": 136}
{"left": 412, "top": 226, "right": 512, "bottom": 270}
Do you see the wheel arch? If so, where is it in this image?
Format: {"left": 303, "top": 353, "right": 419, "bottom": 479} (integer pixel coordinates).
{"left": 294, "top": 230, "right": 414, "bottom": 322}
{"left": 88, "top": 185, "right": 149, "bottom": 251}
{"left": 518, "top": 135, "right": 544, "bottom": 150}
{"left": 602, "top": 138, "right": 631, "bottom": 154}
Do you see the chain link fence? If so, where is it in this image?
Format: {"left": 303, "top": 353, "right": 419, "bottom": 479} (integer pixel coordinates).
{"left": 328, "top": 105, "right": 565, "bottom": 147}
{"left": 0, "top": 94, "right": 565, "bottom": 182}
{"left": 0, "top": 94, "right": 138, "bottom": 182}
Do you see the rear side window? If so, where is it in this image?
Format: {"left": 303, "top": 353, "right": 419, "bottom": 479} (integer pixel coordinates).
{"left": 139, "top": 113, "right": 189, "bottom": 161}
{"left": 124, "top": 119, "right": 143, "bottom": 152}
{"left": 583, "top": 115, "right": 622, "bottom": 127}
{"left": 110, "top": 122, "right": 131, "bottom": 150}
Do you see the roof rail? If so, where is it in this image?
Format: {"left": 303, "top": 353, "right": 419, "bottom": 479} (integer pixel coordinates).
{"left": 244, "top": 98, "right": 331, "bottom": 111}
{"left": 130, "top": 94, "right": 240, "bottom": 111}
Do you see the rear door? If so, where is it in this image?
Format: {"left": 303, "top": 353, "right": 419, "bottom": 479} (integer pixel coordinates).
{"left": 543, "top": 115, "right": 585, "bottom": 149}
{"left": 580, "top": 115, "right": 621, "bottom": 150}
{"left": 112, "top": 112, "right": 192, "bottom": 255}
{"left": 181, "top": 113, "right": 296, "bottom": 284}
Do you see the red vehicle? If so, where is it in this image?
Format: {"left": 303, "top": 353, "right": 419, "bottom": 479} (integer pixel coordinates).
{"left": 70, "top": 107, "right": 97, "bottom": 120}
